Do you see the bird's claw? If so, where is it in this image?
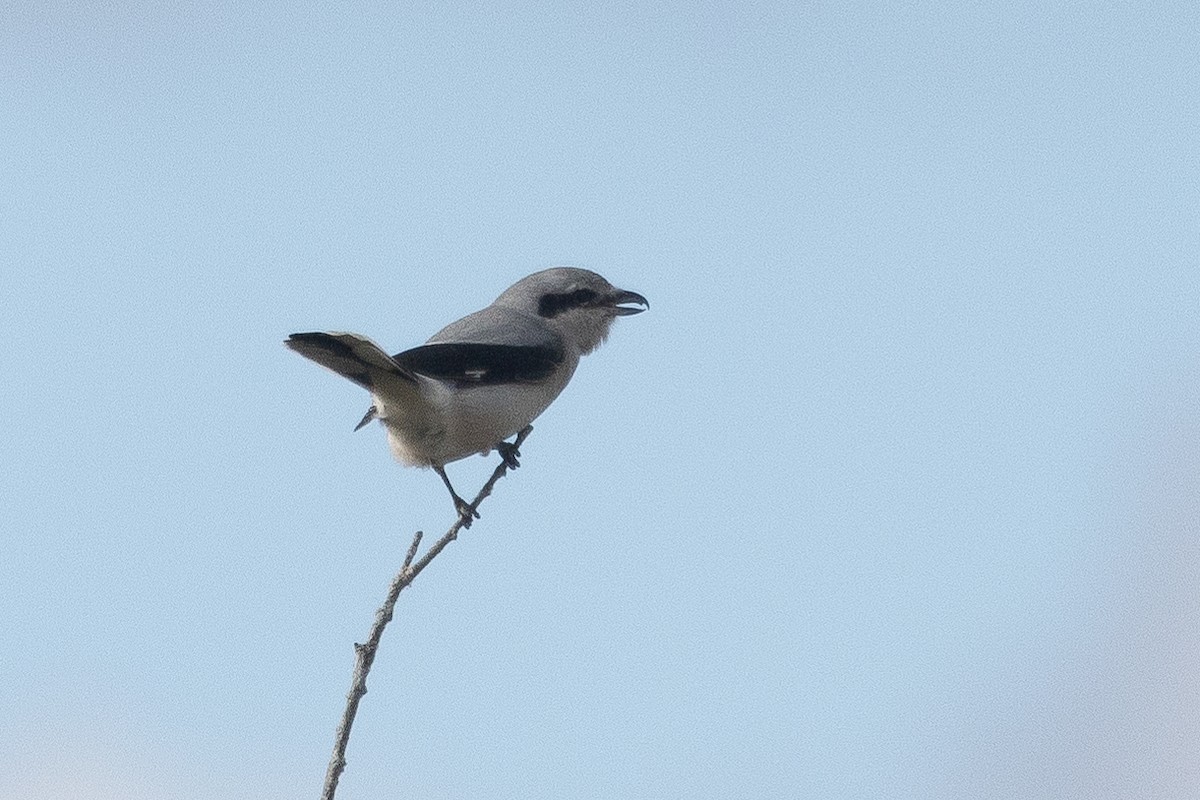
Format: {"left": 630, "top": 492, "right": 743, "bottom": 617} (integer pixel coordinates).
{"left": 496, "top": 441, "right": 521, "bottom": 470}
{"left": 453, "top": 496, "right": 480, "bottom": 527}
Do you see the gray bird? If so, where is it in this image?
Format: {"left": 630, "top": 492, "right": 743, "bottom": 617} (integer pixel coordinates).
{"left": 286, "top": 267, "right": 648, "bottom": 522}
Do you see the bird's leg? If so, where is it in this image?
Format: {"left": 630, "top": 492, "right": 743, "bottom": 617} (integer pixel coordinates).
{"left": 495, "top": 425, "right": 533, "bottom": 471}
{"left": 434, "top": 464, "right": 479, "bottom": 527}
{"left": 353, "top": 404, "right": 378, "bottom": 432}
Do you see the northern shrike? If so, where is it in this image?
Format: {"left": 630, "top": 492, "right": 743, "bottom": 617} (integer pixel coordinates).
{"left": 286, "top": 267, "right": 648, "bottom": 522}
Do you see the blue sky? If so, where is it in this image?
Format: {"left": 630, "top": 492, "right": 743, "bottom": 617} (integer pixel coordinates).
{"left": 3, "top": 2, "right": 1198, "bottom": 798}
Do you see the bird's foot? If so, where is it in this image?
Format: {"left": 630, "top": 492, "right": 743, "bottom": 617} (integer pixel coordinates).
{"left": 452, "top": 494, "right": 480, "bottom": 528}
{"left": 496, "top": 440, "right": 521, "bottom": 470}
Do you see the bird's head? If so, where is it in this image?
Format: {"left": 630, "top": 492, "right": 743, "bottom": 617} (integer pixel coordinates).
{"left": 495, "top": 267, "right": 649, "bottom": 354}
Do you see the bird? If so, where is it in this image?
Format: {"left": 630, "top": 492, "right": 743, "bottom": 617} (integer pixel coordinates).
{"left": 286, "top": 267, "right": 648, "bottom": 524}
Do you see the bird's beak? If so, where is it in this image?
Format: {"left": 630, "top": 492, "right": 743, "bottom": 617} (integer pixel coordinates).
{"left": 608, "top": 288, "right": 649, "bottom": 316}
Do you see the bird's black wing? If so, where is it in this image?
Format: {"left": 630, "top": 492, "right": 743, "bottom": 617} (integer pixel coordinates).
{"left": 393, "top": 342, "right": 564, "bottom": 385}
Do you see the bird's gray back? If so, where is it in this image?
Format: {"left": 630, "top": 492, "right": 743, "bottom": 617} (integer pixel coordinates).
{"left": 427, "top": 304, "right": 564, "bottom": 351}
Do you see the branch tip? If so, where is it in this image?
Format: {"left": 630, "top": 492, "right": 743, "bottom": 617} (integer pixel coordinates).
{"left": 320, "top": 427, "right": 534, "bottom": 800}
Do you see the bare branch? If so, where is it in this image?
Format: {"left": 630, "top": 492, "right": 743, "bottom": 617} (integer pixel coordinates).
{"left": 320, "top": 424, "right": 534, "bottom": 800}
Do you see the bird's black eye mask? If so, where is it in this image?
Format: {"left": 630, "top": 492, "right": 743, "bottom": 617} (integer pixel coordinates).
{"left": 538, "top": 287, "right": 600, "bottom": 318}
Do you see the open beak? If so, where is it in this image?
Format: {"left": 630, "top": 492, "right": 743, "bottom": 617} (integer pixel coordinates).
{"left": 608, "top": 288, "right": 649, "bottom": 316}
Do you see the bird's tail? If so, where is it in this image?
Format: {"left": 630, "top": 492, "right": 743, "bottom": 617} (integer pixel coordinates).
{"left": 285, "top": 331, "right": 416, "bottom": 392}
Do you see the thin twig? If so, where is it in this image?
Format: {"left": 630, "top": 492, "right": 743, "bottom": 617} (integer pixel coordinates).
{"left": 320, "top": 425, "right": 533, "bottom": 800}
